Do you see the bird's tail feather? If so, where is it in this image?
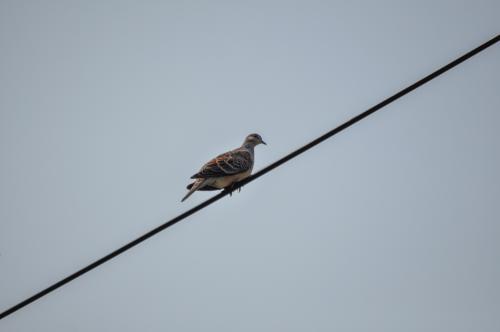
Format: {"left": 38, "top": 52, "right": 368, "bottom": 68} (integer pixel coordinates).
{"left": 186, "top": 182, "right": 219, "bottom": 191}
{"left": 181, "top": 179, "right": 206, "bottom": 202}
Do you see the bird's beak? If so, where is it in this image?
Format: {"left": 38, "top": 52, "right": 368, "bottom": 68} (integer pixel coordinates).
{"left": 261, "top": 140, "right": 267, "bottom": 145}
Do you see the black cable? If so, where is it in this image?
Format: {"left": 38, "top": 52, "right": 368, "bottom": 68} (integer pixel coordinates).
{"left": 1, "top": 34, "right": 498, "bottom": 321}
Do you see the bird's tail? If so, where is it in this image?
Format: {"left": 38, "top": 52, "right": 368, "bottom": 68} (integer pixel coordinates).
{"left": 181, "top": 178, "right": 206, "bottom": 202}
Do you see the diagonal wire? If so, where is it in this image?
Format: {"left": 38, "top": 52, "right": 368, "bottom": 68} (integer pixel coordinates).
{"left": 1, "top": 33, "right": 498, "bottom": 321}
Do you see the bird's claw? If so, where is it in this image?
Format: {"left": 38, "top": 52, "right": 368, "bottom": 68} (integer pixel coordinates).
{"left": 226, "top": 182, "right": 242, "bottom": 197}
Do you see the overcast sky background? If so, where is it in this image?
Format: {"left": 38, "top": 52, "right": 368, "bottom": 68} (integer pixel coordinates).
{"left": 1, "top": 1, "right": 499, "bottom": 331}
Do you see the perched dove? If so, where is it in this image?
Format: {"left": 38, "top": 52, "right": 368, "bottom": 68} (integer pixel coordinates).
{"left": 181, "top": 133, "right": 266, "bottom": 202}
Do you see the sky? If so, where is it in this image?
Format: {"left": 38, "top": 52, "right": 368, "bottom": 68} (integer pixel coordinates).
{"left": 1, "top": 1, "right": 499, "bottom": 331}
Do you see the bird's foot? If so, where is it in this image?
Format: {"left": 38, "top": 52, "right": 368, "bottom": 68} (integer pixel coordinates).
{"left": 226, "top": 182, "right": 241, "bottom": 197}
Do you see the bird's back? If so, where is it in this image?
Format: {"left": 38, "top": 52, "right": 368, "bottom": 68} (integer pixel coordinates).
{"left": 191, "top": 146, "right": 254, "bottom": 179}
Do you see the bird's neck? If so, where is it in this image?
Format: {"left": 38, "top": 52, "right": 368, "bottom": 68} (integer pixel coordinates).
{"left": 242, "top": 143, "right": 256, "bottom": 151}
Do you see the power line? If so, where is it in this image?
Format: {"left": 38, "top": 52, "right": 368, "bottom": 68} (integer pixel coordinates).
{"left": 1, "top": 34, "right": 498, "bottom": 321}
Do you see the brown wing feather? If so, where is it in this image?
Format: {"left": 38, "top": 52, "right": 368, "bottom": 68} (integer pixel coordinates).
{"left": 191, "top": 149, "right": 251, "bottom": 179}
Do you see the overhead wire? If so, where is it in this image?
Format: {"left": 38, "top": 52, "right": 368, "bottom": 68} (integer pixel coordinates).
{"left": 0, "top": 33, "right": 498, "bottom": 321}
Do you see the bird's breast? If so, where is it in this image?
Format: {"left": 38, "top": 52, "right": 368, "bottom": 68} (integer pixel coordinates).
{"left": 212, "top": 170, "right": 252, "bottom": 189}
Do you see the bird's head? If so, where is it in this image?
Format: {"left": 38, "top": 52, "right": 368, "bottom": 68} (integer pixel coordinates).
{"left": 244, "top": 133, "right": 267, "bottom": 147}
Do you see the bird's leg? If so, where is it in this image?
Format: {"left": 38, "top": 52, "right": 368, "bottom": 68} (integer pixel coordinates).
{"left": 234, "top": 182, "right": 243, "bottom": 193}
{"left": 226, "top": 182, "right": 239, "bottom": 197}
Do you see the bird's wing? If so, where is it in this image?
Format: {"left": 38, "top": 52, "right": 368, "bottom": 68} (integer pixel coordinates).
{"left": 191, "top": 149, "right": 252, "bottom": 179}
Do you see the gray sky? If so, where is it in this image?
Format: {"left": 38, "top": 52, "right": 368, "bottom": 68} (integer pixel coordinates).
{"left": 1, "top": 1, "right": 499, "bottom": 331}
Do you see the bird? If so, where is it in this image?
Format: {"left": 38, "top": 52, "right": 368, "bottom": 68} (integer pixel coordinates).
{"left": 181, "top": 133, "right": 266, "bottom": 202}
